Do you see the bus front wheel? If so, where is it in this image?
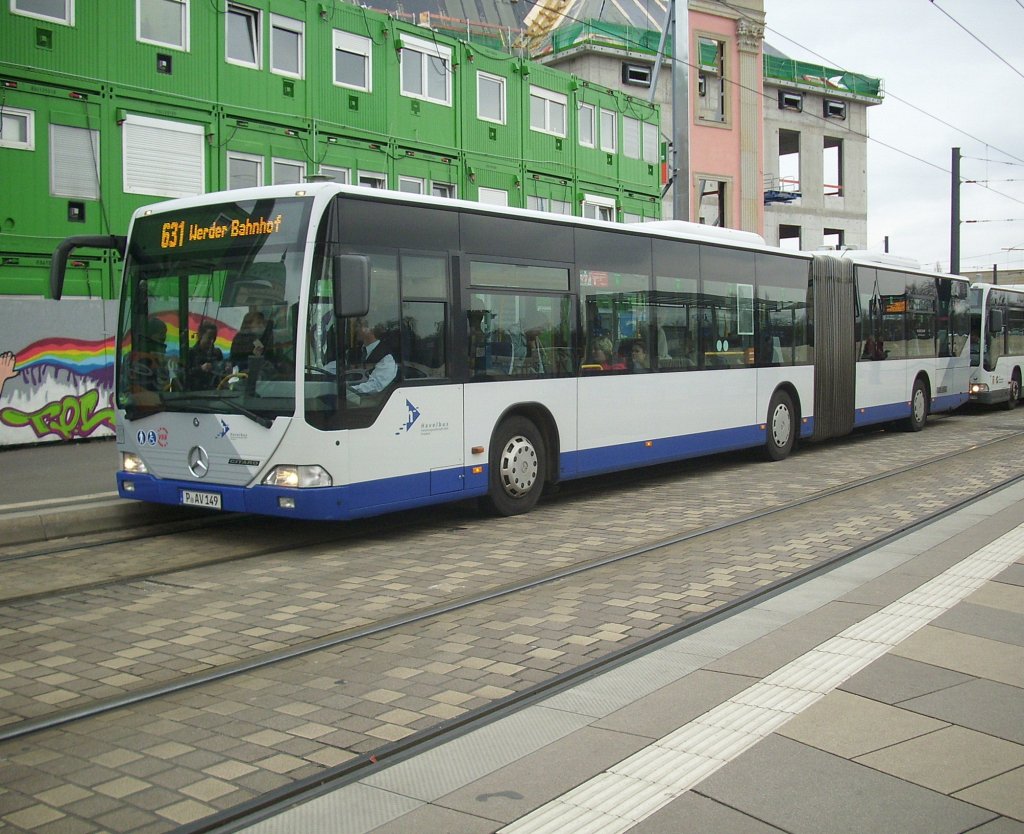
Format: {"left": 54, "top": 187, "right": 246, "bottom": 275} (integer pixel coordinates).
{"left": 764, "top": 390, "right": 796, "bottom": 461}
{"left": 1005, "top": 371, "right": 1021, "bottom": 410}
{"left": 482, "top": 417, "right": 545, "bottom": 516}
{"left": 904, "top": 378, "right": 928, "bottom": 431}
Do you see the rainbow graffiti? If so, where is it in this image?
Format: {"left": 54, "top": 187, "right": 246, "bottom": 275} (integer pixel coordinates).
{"left": 15, "top": 336, "right": 116, "bottom": 379}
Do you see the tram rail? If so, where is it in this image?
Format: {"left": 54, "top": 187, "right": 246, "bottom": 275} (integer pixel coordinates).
{"left": 2, "top": 411, "right": 1024, "bottom": 834}
{"left": 2, "top": 417, "right": 1022, "bottom": 748}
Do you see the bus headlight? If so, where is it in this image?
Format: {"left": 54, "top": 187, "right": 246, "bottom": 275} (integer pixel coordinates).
{"left": 970, "top": 383, "right": 988, "bottom": 394}
{"left": 262, "top": 465, "right": 332, "bottom": 488}
{"left": 122, "top": 452, "right": 148, "bottom": 474}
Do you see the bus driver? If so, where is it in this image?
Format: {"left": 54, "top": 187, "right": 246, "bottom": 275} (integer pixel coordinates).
{"left": 350, "top": 321, "right": 397, "bottom": 396}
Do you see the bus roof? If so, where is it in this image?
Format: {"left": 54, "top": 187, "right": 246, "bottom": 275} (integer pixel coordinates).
{"left": 128, "top": 182, "right": 810, "bottom": 260}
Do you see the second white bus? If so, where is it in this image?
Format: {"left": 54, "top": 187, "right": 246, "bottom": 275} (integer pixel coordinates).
{"left": 970, "top": 282, "right": 1024, "bottom": 408}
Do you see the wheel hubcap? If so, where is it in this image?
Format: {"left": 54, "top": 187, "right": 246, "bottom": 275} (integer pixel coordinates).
{"left": 771, "top": 405, "right": 791, "bottom": 448}
{"left": 498, "top": 435, "right": 538, "bottom": 497}
{"left": 914, "top": 390, "right": 926, "bottom": 421}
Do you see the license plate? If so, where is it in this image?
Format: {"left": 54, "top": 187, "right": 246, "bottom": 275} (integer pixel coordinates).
{"left": 181, "top": 489, "right": 222, "bottom": 510}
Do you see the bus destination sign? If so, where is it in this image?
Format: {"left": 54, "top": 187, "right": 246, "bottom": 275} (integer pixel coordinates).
{"left": 160, "top": 214, "right": 285, "bottom": 249}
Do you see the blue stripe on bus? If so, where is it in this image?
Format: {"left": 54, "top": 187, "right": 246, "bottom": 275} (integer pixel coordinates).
{"left": 117, "top": 393, "right": 966, "bottom": 522}
{"left": 569, "top": 423, "right": 766, "bottom": 477}
{"left": 852, "top": 392, "right": 968, "bottom": 428}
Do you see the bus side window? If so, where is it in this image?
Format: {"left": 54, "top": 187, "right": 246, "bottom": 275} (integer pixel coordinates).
{"left": 400, "top": 253, "right": 448, "bottom": 380}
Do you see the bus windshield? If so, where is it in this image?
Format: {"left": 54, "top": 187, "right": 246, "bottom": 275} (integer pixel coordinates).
{"left": 116, "top": 196, "right": 312, "bottom": 422}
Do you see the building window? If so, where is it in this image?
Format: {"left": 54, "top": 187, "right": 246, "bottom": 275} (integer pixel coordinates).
{"left": 779, "top": 224, "right": 801, "bottom": 251}
{"left": 530, "top": 87, "right": 567, "bottom": 137}
{"left": 477, "top": 71, "right": 505, "bottom": 124}
{"left": 824, "top": 136, "right": 843, "bottom": 196}
{"left": 778, "top": 90, "right": 802, "bottom": 111}
{"left": 270, "top": 14, "right": 303, "bottom": 78}
{"left": 824, "top": 99, "right": 846, "bottom": 119}
{"left": 0, "top": 107, "right": 34, "bottom": 150}
{"left": 318, "top": 165, "right": 349, "bottom": 184}
{"left": 824, "top": 228, "right": 845, "bottom": 249}
{"left": 333, "top": 31, "right": 371, "bottom": 92}
{"left": 578, "top": 102, "right": 595, "bottom": 148}
{"left": 137, "top": 0, "right": 188, "bottom": 50}
{"left": 478, "top": 187, "right": 508, "bottom": 206}
{"left": 226, "top": 3, "right": 260, "bottom": 68}
{"left": 623, "top": 116, "right": 640, "bottom": 160}
{"left": 123, "top": 114, "right": 204, "bottom": 197}
{"left": 642, "top": 122, "right": 659, "bottom": 164}
{"left": 698, "top": 178, "right": 726, "bottom": 226}
{"left": 600, "top": 108, "right": 616, "bottom": 153}
{"left": 432, "top": 182, "right": 456, "bottom": 199}
{"left": 12, "top": 0, "right": 73, "bottom": 25}
{"left": 272, "top": 158, "right": 304, "bottom": 184}
{"left": 622, "top": 62, "right": 652, "bottom": 87}
{"left": 778, "top": 128, "right": 800, "bottom": 194}
{"left": 227, "top": 151, "right": 262, "bottom": 189}
{"left": 50, "top": 124, "right": 99, "bottom": 199}
{"left": 582, "top": 194, "right": 615, "bottom": 221}
{"left": 528, "top": 195, "right": 570, "bottom": 214}
{"left": 399, "top": 176, "right": 425, "bottom": 194}
{"left": 358, "top": 171, "right": 386, "bottom": 189}
{"left": 401, "top": 35, "right": 451, "bottom": 106}
{"left": 697, "top": 36, "right": 725, "bottom": 123}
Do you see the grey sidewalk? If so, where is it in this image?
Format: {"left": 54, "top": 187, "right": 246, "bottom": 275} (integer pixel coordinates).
{"left": 0, "top": 438, "right": 198, "bottom": 545}
{"left": 241, "top": 482, "right": 1024, "bottom": 834}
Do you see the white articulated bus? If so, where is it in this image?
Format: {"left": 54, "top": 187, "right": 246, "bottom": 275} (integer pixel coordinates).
{"left": 969, "top": 282, "right": 1024, "bottom": 408}
{"left": 51, "top": 184, "right": 972, "bottom": 520}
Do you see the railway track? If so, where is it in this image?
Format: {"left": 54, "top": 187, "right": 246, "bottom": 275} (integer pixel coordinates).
{"left": 2, "top": 410, "right": 1024, "bottom": 833}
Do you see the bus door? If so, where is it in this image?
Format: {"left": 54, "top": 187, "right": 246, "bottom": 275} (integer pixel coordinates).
{"left": 935, "top": 278, "right": 971, "bottom": 406}
{"left": 307, "top": 250, "right": 464, "bottom": 511}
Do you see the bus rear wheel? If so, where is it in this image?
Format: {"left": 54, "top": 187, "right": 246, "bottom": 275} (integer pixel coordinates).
{"left": 764, "top": 390, "right": 796, "bottom": 461}
{"left": 482, "top": 417, "right": 545, "bottom": 516}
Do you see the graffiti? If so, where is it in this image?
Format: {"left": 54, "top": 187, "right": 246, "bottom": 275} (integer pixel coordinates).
{"left": 1, "top": 305, "right": 119, "bottom": 446}
{"left": 0, "top": 351, "right": 18, "bottom": 398}
{"left": 1, "top": 388, "right": 116, "bottom": 441}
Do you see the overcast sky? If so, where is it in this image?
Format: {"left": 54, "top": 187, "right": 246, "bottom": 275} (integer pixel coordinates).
{"left": 762, "top": 0, "right": 1024, "bottom": 275}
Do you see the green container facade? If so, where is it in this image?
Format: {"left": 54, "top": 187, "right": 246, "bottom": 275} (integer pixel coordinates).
{"left": 0, "top": 0, "right": 661, "bottom": 299}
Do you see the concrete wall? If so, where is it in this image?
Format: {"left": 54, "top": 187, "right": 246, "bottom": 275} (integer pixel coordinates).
{"left": 763, "top": 83, "right": 873, "bottom": 250}
{"left": 0, "top": 298, "right": 117, "bottom": 447}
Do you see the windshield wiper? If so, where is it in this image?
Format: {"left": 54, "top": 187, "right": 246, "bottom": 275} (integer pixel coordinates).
{"left": 208, "top": 396, "right": 274, "bottom": 429}
{"left": 157, "top": 391, "right": 275, "bottom": 429}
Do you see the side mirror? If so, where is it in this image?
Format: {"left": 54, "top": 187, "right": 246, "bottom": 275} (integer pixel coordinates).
{"left": 332, "top": 255, "right": 370, "bottom": 319}
{"left": 989, "top": 308, "right": 1004, "bottom": 334}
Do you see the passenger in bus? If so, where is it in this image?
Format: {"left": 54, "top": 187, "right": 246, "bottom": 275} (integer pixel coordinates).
{"left": 188, "top": 321, "right": 223, "bottom": 389}
{"left": 350, "top": 320, "right": 398, "bottom": 395}
{"left": 230, "top": 311, "right": 269, "bottom": 371}
{"left": 862, "top": 336, "right": 887, "bottom": 361}
{"left": 629, "top": 340, "right": 651, "bottom": 372}
{"left": 135, "top": 316, "right": 169, "bottom": 390}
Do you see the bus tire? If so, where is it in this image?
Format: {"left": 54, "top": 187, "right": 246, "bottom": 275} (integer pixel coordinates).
{"left": 1005, "top": 371, "right": 1021, "bottom": 410}
{"left": 904, "top": 378, "right": 928, "bottom": 432}
{"left": 482, "top": 416, "right": 545, "bottom": 516}
{"left": 764, "top": 389, "right": 796, "bottom": 461}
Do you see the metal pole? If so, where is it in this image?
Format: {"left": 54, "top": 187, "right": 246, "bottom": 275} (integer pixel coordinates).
{"left": 672, "top": 0, "right": 690, "bottom": 221}
{"left": 951, "top": 146, "right": 961, "bottom": 274}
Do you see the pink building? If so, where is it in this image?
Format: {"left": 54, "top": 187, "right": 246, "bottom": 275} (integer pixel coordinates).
{"left": 528, "top": 0, "right": 767, "bottom": 232}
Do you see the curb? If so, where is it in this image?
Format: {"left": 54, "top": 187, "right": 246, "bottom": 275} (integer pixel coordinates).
{"left": 1, "top": 499, "right": 198, "bottom": 547}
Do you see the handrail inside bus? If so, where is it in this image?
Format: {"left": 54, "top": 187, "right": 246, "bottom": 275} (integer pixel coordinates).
{"left": 50, "top": 234, "right": 128, "bottom": 300}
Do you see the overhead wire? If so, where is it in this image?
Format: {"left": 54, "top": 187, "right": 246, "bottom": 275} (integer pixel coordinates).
{"left": 929, "top": 0, "right": 1024, "bottom": 82}
{"left": 712, "top": 0, "right": 1024, "bottom": 168}
{"left": 539, "top": 0, "right": 1024, "bottom": 266}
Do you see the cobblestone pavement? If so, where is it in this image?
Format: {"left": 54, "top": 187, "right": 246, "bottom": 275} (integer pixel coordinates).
{"left": 2, "top": 410, "right": 1024, "bottom": 832}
